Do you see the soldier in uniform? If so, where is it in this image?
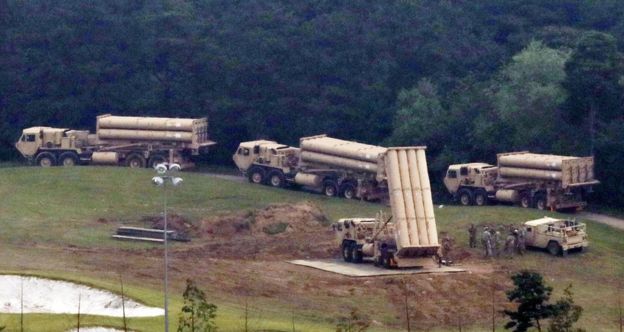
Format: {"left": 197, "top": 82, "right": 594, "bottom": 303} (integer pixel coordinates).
{"left": 440, "top": 232, "right": 454, "bottom": 265}
{"left": 504, "top": 231, "right": 516, "bottom": 258}
{"left": 493, "top": 229, "right": 501, "bottom": 257}
{"left": 482, "top": 226, "right": 493, "bottom": 258}
{"left": 517, "top": 228, "right": 526, "bottom": 255}
{"left": 468, "top": 223, "right": 477, "bottom": 248}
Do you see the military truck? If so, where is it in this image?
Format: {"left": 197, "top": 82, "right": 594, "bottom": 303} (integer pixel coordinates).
{"left": 233, "top": 135, "right": 390, "bottom": 200}
{"left": 332, "top": 147, "right": 440, "bottom": 268}
{"left": 15, "top": 114, "right": 215, "bottom": 168}
{"left": 522, "top": 217, "right": 588, "bottom": 256}
{"left": 443, "top": 152, "right": 599, "bottom": 211}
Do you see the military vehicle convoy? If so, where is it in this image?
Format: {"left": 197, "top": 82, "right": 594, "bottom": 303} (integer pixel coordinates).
{"left": 332, "top": 147, "right": 440, "bottom": 268}
{"left": 522, "top": 217, "right": 588, "bottom": 256}
{"left": 233, "top": 135, "right": 391, "bottom": 200}
{"left": 443, "top": 152, "right": 599, "bottom": 211}
{"left": 15, "top": 114, "right": 215, "bottom": 168}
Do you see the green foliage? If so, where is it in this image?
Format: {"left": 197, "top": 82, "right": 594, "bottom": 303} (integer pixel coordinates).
{"left": 504, "top": 270, "right": 555, "bottom": 332}
{"left": 178, "top": 279, "right": 218, "bottom": 332}
{"left": 492, "top": 41, "right": 570, "bottom": 151}
{"left": 548, "top": 285, "right": 585, "bottom": 332}
{"left": 335, "top": 309, "right": 370, "bottom": 332}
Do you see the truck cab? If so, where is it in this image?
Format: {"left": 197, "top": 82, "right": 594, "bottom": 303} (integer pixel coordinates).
{"left": 523, "top": 217, "right": 588, "bottom": 255}
{"left": 233, "top": 140, "right": 301, "bottom": 186}
{"left": 443, "top": 163, "right": 498, "bottom": 205}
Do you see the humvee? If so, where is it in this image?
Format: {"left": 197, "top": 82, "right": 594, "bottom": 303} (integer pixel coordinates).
{"left": 523, "top": 217, "right": 588, "bottom": 256}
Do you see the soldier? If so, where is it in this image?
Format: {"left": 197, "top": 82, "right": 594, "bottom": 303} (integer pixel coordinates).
{"left": 440, "top": 233, "right": 454, "bottom": 265}
{"left": 517, "top": 228, "right": 526, "bottom": 255}
{"left": 504, "top": 231, "right": 516, "bottom": 258}
{"left": 468, "top": 224, "right": 477, "bottom": 248}
{"left": 482, "top": 226, "right": 493, "bottom": 258}
{"left": 493, "top": 229, "right": 501, "bottom": 257}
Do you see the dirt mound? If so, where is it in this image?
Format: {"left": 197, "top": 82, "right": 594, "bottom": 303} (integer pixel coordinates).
{"left": 189, "top": 202, "right": 335, "bottom": 260}
{"left": 142, "top": 214, "right": 197, "bottom": 236}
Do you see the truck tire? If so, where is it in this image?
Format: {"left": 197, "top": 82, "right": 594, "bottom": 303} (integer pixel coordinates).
{"left": 267, "top": 170, "right": 285, "bottom": 188}
{"left": 35, "top": 152, "right": 56, "bottom": 167}
{"left": 126, "top": 154, "right": 146, "bottom": 168}
{"left": 323, "top": 180, "right": 338, "bottom": 197}
{"left": 534, "top": 193, "right": 547, "bottom": 211}
{"left": 248, "top": 167, "right": 265, "bottom": 184}
{"left": 148, "top": 154, "right": 168, "bottom": 169}
{"left": 474, "top": 190, "right": 488, "bottom": 206}
{"left": 342, "top": 241, "right": 354, "bottom": 262}
{"left": 520, "top": 193, "right": 532, "bottom": 209}
{"left": 458, "top": 188, "right": 473, "bottom": 206}
{"left": 547, "top": 241, "right": 561, "bottom": 256}
{"left": 59, "top": 152, "right": 79, "bottom": 167}
{"left": 340, "top": 183, "right": 356, "bottom": 199}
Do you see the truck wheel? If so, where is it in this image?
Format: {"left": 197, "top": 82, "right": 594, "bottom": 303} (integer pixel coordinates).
{"left": 547, "top": 241, "right": 561, "bottom": 256}
{"left": 59, "top": 152, "right": 79, "bottom": 167}
{"left": 340, "top": 183, "right": 356, "bottom": 199}
{"left": 458, "top": 189, "right": 473, "bottom": 206}
{"left": 342, "top": 242, "right": 354, "bottom": 262}
{"left": 474, "top": 190, "right": 488, "bottom": 206}
{"left": 148, "top": 155, "right": 167, "bottom": 169}
{"left": 323, "top": 180, "right": 338, "bottom": 197}
{"left": 126, "top": 154, "right": 146, "bottom": 168}
{"left": 268, "top": 170, "right": 285, "bottom": 188}
{"left": 520, "top": 194, "right": 532, "bottom": 209}
{"left": 534, "top": 194, "right": 547, "bottom": 210}
{"left": 248, "top": 167, "right": 265, "bottom": 184}
{"left": 353, "top": 248, "right": 364, "bottom": 264}
{"left": 35, "top": 152, "right": 56, "bottom": 167}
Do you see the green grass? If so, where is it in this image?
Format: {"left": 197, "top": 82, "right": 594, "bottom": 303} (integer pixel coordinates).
{"left": 0, "top": 166, "right": 623, "bottom": 331}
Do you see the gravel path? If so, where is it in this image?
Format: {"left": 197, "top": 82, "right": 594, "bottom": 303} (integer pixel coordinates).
{"left": 578, "top": 212, "right": 624, "bottom": 231}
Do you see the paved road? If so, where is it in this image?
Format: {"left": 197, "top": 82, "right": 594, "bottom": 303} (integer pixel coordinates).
{"left": 579, "top": 212, "right": 624, "bottom": 231}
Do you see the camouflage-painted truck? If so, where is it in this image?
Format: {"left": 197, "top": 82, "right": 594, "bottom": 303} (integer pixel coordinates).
{"left": 443, "top": 152, "right": 599, "bottom": 211}
{"left": 15, "top": 114, "right": 215, "bottom": 168}
{"left": 233, "top": 135, "right": 390, "bottom": 200}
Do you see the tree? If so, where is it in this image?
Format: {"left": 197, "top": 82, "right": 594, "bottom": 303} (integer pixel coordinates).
{"left": 335, "top": 308, "right": 370, "bottom": 332}
{"left": 548, "top": 285, "right": 585, "bottom": 332}
{"left": 563, "top": 31, "right": 624, "bottom": 155}
{"left": 178, "top": 279, "right": 218, "bottom": 332}
{"left": 492, "top": 40, "right": 570, "bottom": 151}
{"left": 504, "top": 271, "right": 555, "bottom": 332}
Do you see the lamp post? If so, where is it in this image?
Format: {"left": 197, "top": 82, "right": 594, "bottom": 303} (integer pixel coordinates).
{"left": 152, "top": 162, "right": 183, "bottom": 332}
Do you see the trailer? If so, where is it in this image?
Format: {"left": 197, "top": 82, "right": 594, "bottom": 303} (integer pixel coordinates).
{"left": 15, "top": 114, "right": 215, "bottom": 168}
{"left": 233, "top": 134, "right": 390, "bottom": 200}
{"left": 443, "top": 152, "right": 599, "bottom": 211}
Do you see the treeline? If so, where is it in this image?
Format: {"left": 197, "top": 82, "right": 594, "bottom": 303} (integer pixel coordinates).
{"left": 1, "top": 1, "right": 623, "bottom": 205}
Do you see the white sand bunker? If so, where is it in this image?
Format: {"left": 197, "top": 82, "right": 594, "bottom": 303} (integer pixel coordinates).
{"left": 0, "top": 275, "right": 163, "bottom": 317}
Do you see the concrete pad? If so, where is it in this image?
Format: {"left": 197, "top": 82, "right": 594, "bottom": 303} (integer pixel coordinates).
{"left": 288, "top": 259, "right": 465, "bottom": 277}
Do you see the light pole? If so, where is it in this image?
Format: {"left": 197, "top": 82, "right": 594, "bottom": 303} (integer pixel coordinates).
{"left": 152, "top": 162, "right": 183, "bottom": 332}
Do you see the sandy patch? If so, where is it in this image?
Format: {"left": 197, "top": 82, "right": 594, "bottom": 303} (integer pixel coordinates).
{"left": 0, "top": 275, "right": 163, "bottom": 317}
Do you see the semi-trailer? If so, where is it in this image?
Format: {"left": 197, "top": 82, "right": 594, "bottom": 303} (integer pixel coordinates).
{"left": 233, "top": 134, "right": 391, "bottom": 200}
{"left": 443, "top": 152, "right": 599, "bottom": 211}
{"left": 15, "top": 114, "right": 215, "bottom": 168}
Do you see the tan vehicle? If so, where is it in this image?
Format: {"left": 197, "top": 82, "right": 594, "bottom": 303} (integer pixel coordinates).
{"left": 332, "top": 146, "right": 440, "bottom": 269}
{"left": 15, "top": 114, "right": 215, "bottom": 168}
{"left": 233, "top": 135, "right": 390, "bottom": 200}
{"left": 523, "top": 217, "right": 588, "bottom": 256}
{"left": 443, "top": 152, "right": 599, "bottom": 211}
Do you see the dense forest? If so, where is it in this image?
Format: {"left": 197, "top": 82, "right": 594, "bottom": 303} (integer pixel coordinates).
{"left": 1, "top": 1, "right": 623, "bottom": 206}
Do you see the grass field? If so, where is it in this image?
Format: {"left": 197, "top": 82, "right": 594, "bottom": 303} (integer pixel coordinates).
{"left": 0, "top": 166, "right": 622, "bottom": 331}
